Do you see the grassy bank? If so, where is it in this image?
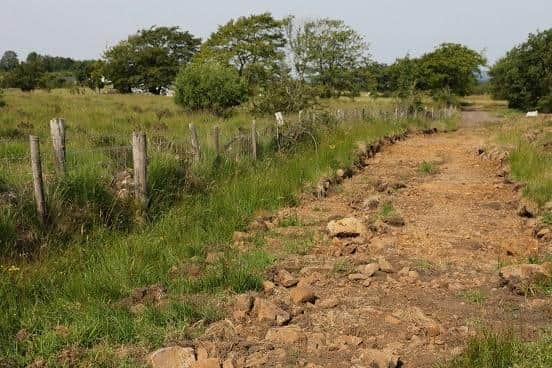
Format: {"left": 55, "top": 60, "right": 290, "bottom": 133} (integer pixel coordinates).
{"left": 0, "top": 89, "right": 423, "bottom": 366}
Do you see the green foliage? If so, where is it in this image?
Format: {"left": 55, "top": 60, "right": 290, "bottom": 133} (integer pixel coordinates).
{"left": 249, "top": 76, "right": 317, "bottom": 114}
{"left": 0, "top": 50, "right": 19, "bottom": 72}
{"left": 174, "top": 61, "right": 248, "bottom": 114}
{"left": 439, "top": 330, "right": 552, "bottom": 368}
{"left": 74, "top": 60, "right": 106, "bottom": 92}
{"left": 490, "top": 29, "right": 552, "bottom": 112}
{"left": 104, "top": 26, "right": 201, "bottom": 94}
{"left": 288, "top": 17, "right": 369, "bottom": 98}
{"left": 383, "top": 56, "right": 421, "bottom": 96}
{"left": 198, "top": 13, "right": 286, "bottom": 88}
{"left": 418, "top": 43, "right": 486, "bottom": 96}
{"left": 418, "top": 161, "right": 438, "bottom": 175}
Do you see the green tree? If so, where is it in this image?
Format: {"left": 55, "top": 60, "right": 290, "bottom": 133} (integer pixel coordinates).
{"left": 198, "top": 13, "right": 286, "bottom": 88}
{"left": 75, "top": 60, "right": 105, "bottom": 92}
{"left": 174, "top": 61, "right": 247, "bottom": 115}
{"left": 0, "top": 51, "right": 19, "bottom": 72}
{"left": 490, "top": 29, "right": 552, "bottom": 112}
{"left": 292, "top": 18, "right": 369, "bottom": 98}
{"left": 418, "top": 43, "right": 486, "bottom": 96}
{"left": 104, "top": 26, "right": 200, "bottom": 94}
{"left": 384, "top": 56, "right": 422, "bottom": 96}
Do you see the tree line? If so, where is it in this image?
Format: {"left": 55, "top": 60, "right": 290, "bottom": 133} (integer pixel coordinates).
{"left": 0, "top": 13, "right": 549, "bottom": 113}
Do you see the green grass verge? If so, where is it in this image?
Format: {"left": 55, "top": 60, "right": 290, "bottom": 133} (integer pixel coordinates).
{"left": 0, "top": 114, "right": 407, "bottom": 366}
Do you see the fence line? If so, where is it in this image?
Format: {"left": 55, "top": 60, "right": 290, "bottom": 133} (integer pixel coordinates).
{"left": 0, "top": 104, "right": 459, "bottom": 221}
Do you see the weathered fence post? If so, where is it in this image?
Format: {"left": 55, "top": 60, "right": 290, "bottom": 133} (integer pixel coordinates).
{"left": 29, "top": 135, "right": 46, "bottom": 224}
{"left": 132, "top": 132, "right": 147, "bottom": 207}
{"left": 189, "top": 123, "right": 201, "bottom": 162}
{"left": 251, "top": 120, "right": 257, "bottom": 160}
{"left": 49, "top": 118, "right": 66, "bottom": 173}
{"left": 275, "top": 112, "right": 284, "bottom": 152}
{"left": 213, "top": 125, "right": 220, "bottom": 157}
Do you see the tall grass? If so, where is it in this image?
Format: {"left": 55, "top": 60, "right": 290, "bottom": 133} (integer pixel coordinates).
{"left": 0, "top": 90, "right": 413, "bottom": 366}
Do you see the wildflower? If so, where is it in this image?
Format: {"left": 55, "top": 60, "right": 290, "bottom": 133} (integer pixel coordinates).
{"left": 8, "top": 265, "right": 20, "bottom": 273}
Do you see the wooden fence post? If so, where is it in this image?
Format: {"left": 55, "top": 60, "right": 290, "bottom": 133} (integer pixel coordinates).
{"left": 29, "top": 135, "right": 46, "bottom": 224}
{"left": 132, "top": 132, "right": 147, "bottom": 207}
{"left": 251, "top": 120, "right": 257, "bottom": 160}
{"left": 49, "top": 118, "right": 66, "bottom": 173}
{"left": 189, "top": 123, "right": 201, "bottom": 162}
{"left": 213, "top": 125, "right": 220, "bottom": 157}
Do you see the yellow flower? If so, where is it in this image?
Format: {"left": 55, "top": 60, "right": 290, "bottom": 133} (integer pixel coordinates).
{"left": 329, "top": 145, "right": 336, "bottom": 150}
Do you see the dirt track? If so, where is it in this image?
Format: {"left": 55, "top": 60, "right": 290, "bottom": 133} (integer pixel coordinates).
{"left": 184, "top": 112, "right": 551, "bottom": 367}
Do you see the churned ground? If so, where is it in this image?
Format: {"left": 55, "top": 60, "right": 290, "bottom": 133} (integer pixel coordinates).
{"left": 149, "top": 112, "right": 551, "bottom": 368}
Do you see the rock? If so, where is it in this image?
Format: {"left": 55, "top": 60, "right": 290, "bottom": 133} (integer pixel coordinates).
{"left": 362, "top": 195, "right": 380, "bottom": 210}
{"left": 149, "top": 346, "right": 195, "bottom": 368}
{"left": 383, "top": 215, "right": 405, "bottom": 227}
{"left": 337, "top": 335, "right": 363, "bottom": 347}
{"left": 245, "top": 352, "right": 269, "bottom": 367}
{"left": 378, "top": 258, "right": 394, "bottom": 273}
{"left": 191, "top": 359, "right": 220, "bottom": 368}
{"left": 536, "top": 228, "right": 551, "bottom": 239}
{"left": 356, "top": 263, "right": 379, "bottom": 276}
{"left": 359, "top": 349, "right": 401, "bottom": 368}
{"left": 262, "top": 280, "right": 275, "bottom": 293}
{"left": 544, "top": 201, "right": 552, "bottom": 211}
{"left": 499, "top": 263, "right": 551, "bottom": 294}
{"left": 277, "top": 269, "right": 298, "bottom": 287}
{"left": 234, "top": 294, "right": 253, "bottom": 312}
{"left": 370, "top": 237, "right": 394, "bottom": 251}
{"left": 517, "top": 203, "right": 536, "bottom": 218}
{"left": 327, "top": 217, "right": 367, "bottom": 238}
{"left": 348, "top": 273, "right": 369, "bottom": 280}
{"left": 253, "top": 298, "right": 291, "bottom": 326}
{"left": 265, "top": 325, "right": 304, "bottom": 345}
{"left": 318, "top": 298, "right": 339, "bottom": 309}
{"left": 290, "top": 286, "right": 317, "bottom": 304}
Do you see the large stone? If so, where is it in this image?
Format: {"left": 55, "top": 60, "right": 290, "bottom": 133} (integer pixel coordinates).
{"left": 277, "top": 269, "right": 299, "bottom": 287}
{"left": 254, "top": 298, "right": 291, "bottom": 326}
{"left": 327, "top": 217, "right": 367, "bottom": 238}
{"left": 191, "top": 359, "right": 220, "bottom": 368}
{"left": 359, "top": 349, "right": 400, "bottom": 368}
{"left": 265, "top": 325, "right": 304, "bottom": 345}
{"left": 149, "top": 346, "right": 195, "bottom": 368}
{"left": 499, "top": 263, "right": 551, "bottom": 294}
{"left": 290, "top": 286, "right": 317, "bottom": 304}
{"left": 356, "top": 263, "right": 379, "bottom": 276}
{"left": 378, "top": 258, "right": 394, "bottom": 273}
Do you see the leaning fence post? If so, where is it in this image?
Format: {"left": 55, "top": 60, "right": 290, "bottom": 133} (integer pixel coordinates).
{"left": 189, "top": 123, "right": 201, "bottom": 162}
{"left": 132, "top": 132, "right": 147, "bottom": 207}
{"left": 49, "top": 118, "right": 66, "bottom": 173}
{"left": 213, "top": 125, "right": 220, "bottom": 157}
{"left": 251, "top": 120, "right": 257, "bottom": 160}
{"left": 29, "top": 135, "right": 46, "bottom": 224}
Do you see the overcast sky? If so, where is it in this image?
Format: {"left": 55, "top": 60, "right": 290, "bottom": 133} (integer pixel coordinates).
{"left": 1, "top": 0, "right": 551, "bottom": 64}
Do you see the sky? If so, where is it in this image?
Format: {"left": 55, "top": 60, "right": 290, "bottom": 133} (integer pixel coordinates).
{"left": 1, "top": 0, "right": 551, "bottom": 65}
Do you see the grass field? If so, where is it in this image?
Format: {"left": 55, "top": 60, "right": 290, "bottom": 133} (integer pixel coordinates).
{"left": 0, "top": 89, "right": 454, "bottom": 366}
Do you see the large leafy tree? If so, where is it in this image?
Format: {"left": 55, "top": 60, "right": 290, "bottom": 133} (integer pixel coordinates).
{"left": 290, "top": 18, "right": 370, "bottom": 98}
{"left": 490, "top": 29, "right": 552, "bottom": 112}
{"left": 383, "top": 56, "right": 422, "bottom": 96}
{"left": 197, "top": 13, "right": 286, "bottom": 87}
{"left": 103, "top": 26, "right": 200, "bottom": 94}
{"left": 418, "top": 43, "right": 486, "bottom": 96}
{"left": 0, "top": 51, "right": 19, "bottom": 72}
{"left": 75, "top": 60, "right": 106, "bottom": 92}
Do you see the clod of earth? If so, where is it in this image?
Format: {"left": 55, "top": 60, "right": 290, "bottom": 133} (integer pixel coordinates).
{"left": 499, "top": 263, "right": 552, "bottom": 294}
{"left": 149, "top": 346, "right": 196, "bottom": 368}
{"left": 327, "top": 217, "right": 367, "bottom": 238}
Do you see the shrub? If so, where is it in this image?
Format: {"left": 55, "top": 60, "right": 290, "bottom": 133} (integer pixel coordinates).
{"left": 249, "top": 77, "right": 317, "bottom": 114}
{"left": 174, "top": 61, "right": 248, "bottom": 115}
{"left": 0, "top": 88, "right": 5, "bottom": 108}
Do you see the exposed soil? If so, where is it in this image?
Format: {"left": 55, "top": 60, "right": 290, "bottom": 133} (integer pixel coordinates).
{"left": 159, "top": 112, "right": 552, "bottom": 368}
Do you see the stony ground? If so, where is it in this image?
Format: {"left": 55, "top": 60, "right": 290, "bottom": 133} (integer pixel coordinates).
{"left": 150, "top": 112, "right": 552, "bottom": 368}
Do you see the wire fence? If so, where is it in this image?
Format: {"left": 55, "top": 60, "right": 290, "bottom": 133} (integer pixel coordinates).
{"left": 0, "top": 103, "right": 458, "bottom": 221}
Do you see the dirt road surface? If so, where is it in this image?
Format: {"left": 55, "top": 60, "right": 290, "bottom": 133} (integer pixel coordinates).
{"left": 175, "top": 112, "right": 551, "bottom": 367}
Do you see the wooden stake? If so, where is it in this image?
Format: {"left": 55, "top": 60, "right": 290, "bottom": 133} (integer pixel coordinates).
{"left": 49, "top": 118, "right": 66, "bottom": 173}
{"left": 29, "top": 135, "right": 46, "bottom": 223}
{"left": 132, "top": 132, "right": 147, "bottom": 207}
{"left": 213, "top": 125, "right": 220, "bottom": 157}
{"left": 189, "top": 123, "right": 201, "bottom": 162}
{"left": 251, "top": 120, "right": 257, "bottom": 160}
